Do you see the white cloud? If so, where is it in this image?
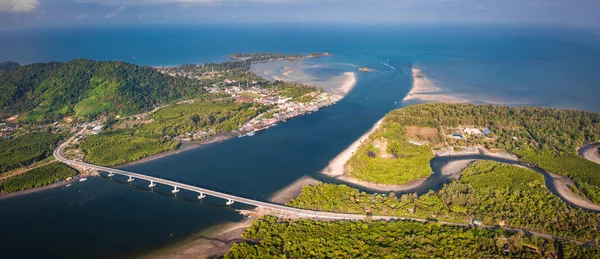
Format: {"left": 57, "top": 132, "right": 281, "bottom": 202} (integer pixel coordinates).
{"left": 105, "top": 6, "right": 125, "bottom": 18}
{"left": 0, "top": 0, "right": 39, "bottom": 12}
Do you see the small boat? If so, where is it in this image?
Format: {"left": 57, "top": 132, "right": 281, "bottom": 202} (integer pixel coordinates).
{"left": 66, "top": 184, "right": 72, "bottom": 187}
{"left": 246, "top": 132, "right": 255, "bottom": 137}
{"left": 79, "top": 178, "right": 88, "bottom": 182}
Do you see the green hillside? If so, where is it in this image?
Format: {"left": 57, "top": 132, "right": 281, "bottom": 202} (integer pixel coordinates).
{"left": 0, "top": 59, "right": 206, "bottom": 123}
{"left": 0, "top": 61, "right": 21, "bottom": 72}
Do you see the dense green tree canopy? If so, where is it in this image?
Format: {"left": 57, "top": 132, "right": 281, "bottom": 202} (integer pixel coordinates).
{"left": 1, "top": 163, "right": 76, "bottom": 193}
{"left": 223, "top": 216, "right": 598, "bottom": 258}
{"left": 0, "top": 59, "right": 206, "bottom": 122}
{"left": 289, "top": 161, "right": 600, "bottom": 243}
{"left": 0, "top": 132, "right": 61, "bottom": 173}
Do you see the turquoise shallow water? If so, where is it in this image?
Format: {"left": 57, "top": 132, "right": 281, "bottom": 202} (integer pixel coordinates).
{"left": 0, "top": 25, "right": 599, "bottom": 258}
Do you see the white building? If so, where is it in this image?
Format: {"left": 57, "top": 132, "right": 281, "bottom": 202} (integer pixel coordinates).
{"left": 464, "top": 128, "right": 482, "bottom": 135}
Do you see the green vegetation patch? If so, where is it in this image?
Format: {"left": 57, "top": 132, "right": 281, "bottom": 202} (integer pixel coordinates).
{"left": 0, "top": 132, "right": 61, "bottom": 173}
{"left": 375, "top": 103, "right": 600, "bottom": 205}
{"left": 289, "top": 161, "right": 600, "bottom": 243}
{"left": 347, "top": 120, "right": 434, "bottom": 185}
{"left": 80, "top": 129, "right": 179, "bottom": 166}
{"left": 1, "top": 163, "right": 76, "bottom": 193}
{"left": 80, "top": 101, "right": 264, "bottom": 166}
{"left": 274, "top": 81, "right": 320, "bottom": 102}
{"left": 0, "top": 59, "right": 207, "bottom": 123}
{"left": 145, "top": 101, "right": 265, "bottom": 137}
{"left": 224, "top": 216, "right": 597, "bottom": 258}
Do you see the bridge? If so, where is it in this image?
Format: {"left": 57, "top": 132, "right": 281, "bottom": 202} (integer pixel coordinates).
{"left": 54, "top": 142, "right": 376, "bottom": 220}
{"left": 53, "top": 140, "right": 594, "bottom": 246}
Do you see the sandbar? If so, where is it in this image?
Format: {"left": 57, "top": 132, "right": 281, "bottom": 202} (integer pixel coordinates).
{"left": 269, "top": 175, "right": 320, "bottom": 204}
{"left": 403, "top": 68, "right": 470, "bottom": 104}
{"left": 144, "top": 217, "right": 257, "bottom": 259}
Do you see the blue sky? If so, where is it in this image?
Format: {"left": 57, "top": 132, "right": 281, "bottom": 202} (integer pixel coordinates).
{"left": 1, "top": 0, "right": 599, "bottom": 29}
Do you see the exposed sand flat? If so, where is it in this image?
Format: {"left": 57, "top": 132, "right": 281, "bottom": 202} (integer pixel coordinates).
{"left": 269, "top": 176, "right": 320, "bottom": 204}
{"left": 579, "top": 143, "right": 600, "bottom": 165}
{"left": 322, "top": 118, "right": 384, "bottom": 177}
{"left": 544, "top": 171, "right": 600, "bottom": 211}
{"left": 403, "top": 68, "right": 469, "bottom": 103}
{"left": 334, "top": 72, "right": 357, "bottom": 96}
{"left": 252, "top": 59, "right": 357, "bottom": 98}
{"left": 145, "top": 218, "right": 257, "bottom": 259}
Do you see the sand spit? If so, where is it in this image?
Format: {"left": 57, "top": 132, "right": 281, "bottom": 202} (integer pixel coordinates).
{"left": 403, "top": 68, "right": 469, "bottom": 103}
{"left": 269, "top": 176, "right": 320, "bottom": 204}
{"left": 145, "top": 218, "right": 257, "bottom": 259}
{"left": 333, "top": 72, "right": 357, "bottom": 97}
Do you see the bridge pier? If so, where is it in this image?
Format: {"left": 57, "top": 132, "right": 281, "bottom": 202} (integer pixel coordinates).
{"left": 226, "top": 199, "right": 234, "bottom": 206}
{"left": 108, "top": 172, "right": 115, "bottom": 177}
{"left": 172, "top": 186, "right": 180, "bottom": 194}
{"left": 127, "top": 176, "right": 135, "bottom": 183}
{"left": 149, "top": 181, "right": 156, "bottom": 188}
{"left": 198, "top": 192, "right": 206, "bottom": 199}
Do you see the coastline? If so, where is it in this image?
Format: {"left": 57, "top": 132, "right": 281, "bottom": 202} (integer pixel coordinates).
{"left": 403, "top": 68, "right": 469, "bottom": 104}
{"left": 322, "top": 118, "right": 383, "bottom": 178}
{"left": 269, "top": 175, "right": 320, "bottom": 204}
{"left": 119, "top": 133, "right": 235, "bottom": 168}
{"left": 144, "top": 217, "right": 257, "bottom": 259}
{"left": 335, "top": 72, "right": 357, "bottom": 97}
{"left": 0, "top": 177, "right": 78, "bottom": 200}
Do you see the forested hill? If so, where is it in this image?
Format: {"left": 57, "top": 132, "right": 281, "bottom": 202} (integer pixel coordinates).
{"left": 0, "top": 59, "right": 205, "bottom": 123}
{"left": 0, "top": 61, "right": 21, "bottom": 72}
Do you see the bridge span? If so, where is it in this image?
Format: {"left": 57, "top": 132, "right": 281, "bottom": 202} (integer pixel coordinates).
{"left": 53, "top": 140, "right": 595, "bottom": 246}
{"left": 54, "top": 142, "right": 377, "bottom": 220}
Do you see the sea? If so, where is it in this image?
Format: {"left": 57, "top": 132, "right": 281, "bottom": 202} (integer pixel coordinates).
{"left": 1, "top": 24, "right": 600, "bottom": 258}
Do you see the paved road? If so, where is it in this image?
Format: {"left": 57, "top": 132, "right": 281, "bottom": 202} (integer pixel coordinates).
{"left": 54, "top": 139, "right": 596, "bottom": 246}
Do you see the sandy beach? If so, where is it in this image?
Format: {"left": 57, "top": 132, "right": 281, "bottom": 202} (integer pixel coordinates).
{"left": 320, "top": 118, "right": 435, "bottom": 192}
{"left": 332, "top": 72, "right": 357, "bottom": 97}
{"left": 269, "top": 175, "right": 320, "bottom": 204}
{"left": 322, "top": 118, "right": 383, "bottom": 177}
{"left": 145, "top": 217, "right": 257, "bottom": 259}
{"left": 579, "top": 142, "right": 600, "bottom": 165}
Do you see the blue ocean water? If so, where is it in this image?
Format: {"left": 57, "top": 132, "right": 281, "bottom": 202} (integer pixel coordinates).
{"left": 0, "top": 25, "right": 600, "bottom": 258}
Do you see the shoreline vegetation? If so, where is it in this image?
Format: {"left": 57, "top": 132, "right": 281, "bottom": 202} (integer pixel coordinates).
{"left": 221, "top": 103, "right": 600, "bottom": 257}
{"left": 289, "top": 161, "right": 600, "bottom": 243}
{"left": 0, "top": 51, "right": 356, "bottom": 196}
{"left": 332, "top": 103, "right": 600, "bottom": 201}
{"left": 222, "top": 216, "right": 599, "bottom": 258}
{"left": 79, "top": 52, "right": 351, "bottom": 167}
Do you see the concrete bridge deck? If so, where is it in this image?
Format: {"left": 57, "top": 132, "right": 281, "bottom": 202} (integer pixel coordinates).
{"left": 54, "top": 141, "right": 594, "bottom": 246}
